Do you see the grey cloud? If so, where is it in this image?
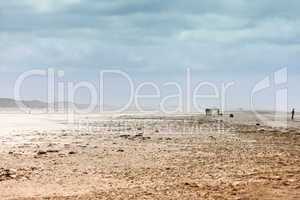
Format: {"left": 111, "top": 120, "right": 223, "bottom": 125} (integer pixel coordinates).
{"left": 0, "top": 0, "right": 300, "bottom": 73}
{"left": 1, "top": 0, "right": 300, "bottom": 37}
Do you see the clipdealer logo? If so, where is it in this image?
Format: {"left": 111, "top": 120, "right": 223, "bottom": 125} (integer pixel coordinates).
{"left": 251, "top": 67, "right": 288, "bottom": 127}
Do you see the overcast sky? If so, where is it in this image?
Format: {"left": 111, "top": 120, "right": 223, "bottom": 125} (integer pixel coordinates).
{"left": 0, "top": 0, "right": 299, "bottom": 111}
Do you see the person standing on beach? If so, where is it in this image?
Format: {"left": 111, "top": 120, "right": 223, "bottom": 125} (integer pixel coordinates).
{"left": 291, "top": 108, "right": 295, "bottom": 120}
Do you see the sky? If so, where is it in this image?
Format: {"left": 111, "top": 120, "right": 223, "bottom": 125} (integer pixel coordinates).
{"left": 0, "top": 0, "right": 299, "bottom": 112}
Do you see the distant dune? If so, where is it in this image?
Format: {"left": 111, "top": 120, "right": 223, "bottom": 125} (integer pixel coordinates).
{"left": 0, "top": 98, "right": 116, "bottom": 112}
{"left": 0, "top": 98, "right": 47, "bottom": 109}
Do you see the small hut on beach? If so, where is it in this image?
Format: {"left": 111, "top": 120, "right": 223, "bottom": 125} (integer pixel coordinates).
{"left": 205, "top": 108, "right": 221, "bottom": 116}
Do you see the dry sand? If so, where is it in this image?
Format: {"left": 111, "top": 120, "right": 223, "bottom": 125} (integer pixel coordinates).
{"left": 0, "top": 112, "right": 299, "bottom": 199}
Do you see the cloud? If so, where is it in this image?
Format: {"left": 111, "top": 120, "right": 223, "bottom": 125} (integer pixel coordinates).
{"left": 0, "top": 0, "right": 300, "bottom": 73}
{"left": 17, "top": 0, "right": 81, "bottom": 13}
{"left": 178, "top": 17, "right": 300, "bottom": 44}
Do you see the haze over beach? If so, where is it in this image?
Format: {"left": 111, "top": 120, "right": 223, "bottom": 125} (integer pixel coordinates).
{"left": 0, "top": 1, "right": 300, "bottom": 199}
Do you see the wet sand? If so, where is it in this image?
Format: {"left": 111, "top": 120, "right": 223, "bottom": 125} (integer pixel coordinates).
{"left": 0, "top": 112, "right": 299, "bottom": 199}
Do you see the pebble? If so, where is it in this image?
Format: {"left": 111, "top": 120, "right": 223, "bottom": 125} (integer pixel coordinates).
{"left": 37, "top": 150, "right": 47, "bottom": 155}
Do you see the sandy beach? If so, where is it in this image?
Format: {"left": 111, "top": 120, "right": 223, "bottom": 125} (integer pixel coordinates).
{"left": 0, "top": 112, "right": 299, "bottom": 199}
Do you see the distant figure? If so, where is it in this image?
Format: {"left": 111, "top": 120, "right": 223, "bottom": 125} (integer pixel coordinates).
{"left": 291, "top": 108, "right": 295, "bottom": 120}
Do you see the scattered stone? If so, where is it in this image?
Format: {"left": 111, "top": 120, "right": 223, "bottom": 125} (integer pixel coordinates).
{"left": 258, "top": 128, "right": 265, "bottom": 132}
{"left": 0, "top": 168, "right": 30, "bottom": 182}
{"left": 46, "top": 149, "right": 60, "bottom": 153}
{"left": 117, "top": 149, "right": 124, "bottom": 152}
{"left": 47, "top": 143, "right": 55, "bottom": 147}
{"left": 142, "top": 137, "right": 151, "bottom": 140}
{"left": 37, "top": 150, "right": 47, "bottom": 155}
{"left": 0, "top": 168, "right": 14, "bottom": 181}
{"left": 135, "top": 133, "right": 143, "bottom": 137}
{"left": 68, "top": 151, "right": 77, "bottom": 155}
{"left": 119, "top": 134, "right": 130, "bottom": 139}
{"left": 30, "top": 166, "right": 38, "bottom": 171}
{"left": 184, "top": 182, "right": 199, "bottom": 188}
{"left": 120, "top": 133, "right": 150, "bottom": 141}
{"left": 209, "top": 136, "right": 217, "bottom": 141}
